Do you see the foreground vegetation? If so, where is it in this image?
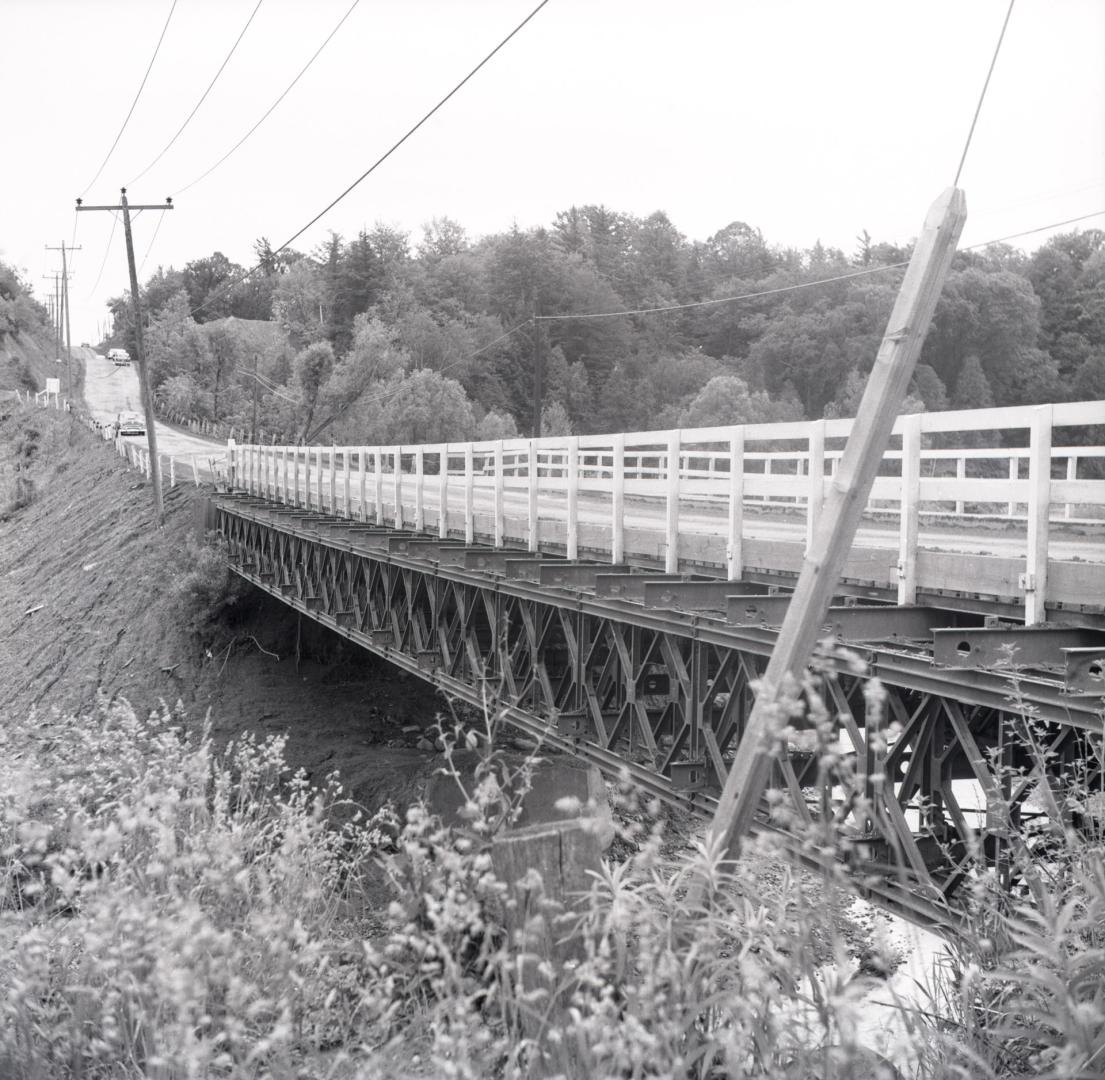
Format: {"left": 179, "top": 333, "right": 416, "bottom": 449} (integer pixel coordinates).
{"left": 1, "top": 684, "right": 1102, "bottom": 1079}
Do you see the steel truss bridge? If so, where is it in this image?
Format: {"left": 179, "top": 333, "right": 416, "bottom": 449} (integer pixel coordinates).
{"left": 213, "top": 400, "right": 1105, "bottom": 929}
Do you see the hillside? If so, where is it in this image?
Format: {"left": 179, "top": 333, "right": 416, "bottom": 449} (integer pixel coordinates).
{"left": 0, "top": 260, "right": 74, "bottom": 398}
{"left": 0, "top": 402, "right": 442, "bottom": 807}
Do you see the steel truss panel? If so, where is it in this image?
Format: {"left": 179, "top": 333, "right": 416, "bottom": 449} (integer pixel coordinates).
{"left": 215, "top": 496, "right": 1105, "bottom": 930}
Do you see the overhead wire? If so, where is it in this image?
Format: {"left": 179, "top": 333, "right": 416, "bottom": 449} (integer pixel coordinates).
{"left": 137, "top": 209, "right": 170, "bottom": 276}
{"left": 530, "top": 210, "right": 1105, "bottom": 324}
{"left": 129, "top": 0, "right": 266, "bottom": 186}
{"left": 188, "top": 0, "right": 551, "bottom": 320}
{"left": 80, "top": 0, "right": 179, "bottom": 196}
{"left": 953, "top": 0, "right": 1015, "bottom": 187}
{"left": 962, "top": 209, "right": 1105, "bottom": 249}
{"left": 172, "top": 0, "right": 360, "bottom": 196}
{"left": 88, "top": 211, "right": 120, "bottom": 297}
{"left": 535, "top": 262, "right": 911, "bottom": 322}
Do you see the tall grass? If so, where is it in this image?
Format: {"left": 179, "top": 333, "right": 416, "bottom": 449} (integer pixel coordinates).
{"left": 1, "top": 678, "right": 1101, "bottom": 1079}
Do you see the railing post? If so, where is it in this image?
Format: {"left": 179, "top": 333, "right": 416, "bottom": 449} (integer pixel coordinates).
{"left": 439, "top": 446, "right": 449, "bottom": 539}
{"left": 1025, "top": 404, "right": 1053, "bottom": 625}
{"left": 527, "top": 438, "right": 539, "bottom": 553}
{"left": 281, "top": 447, "right": 288, "bottom": 504}
{"left": 169, "top": 456, "right": 176, "bottom": 488}
{"left": 897, "top": 414, "right": 921, "bottom": 605}
{"left": 415, "top": 447, "right": 425, "bottom": 532}
{"left": 393, "top": 446, "right": 403, "bottom": 529}
{"left": 727, "top": 427, "right": 745, "bottom": 581}
{"left": 1007, "top": 454, "right": 1018, "bottom": 516}
{"left": 665, "top": 430, "right": 681, "bottom": 573}
{"left": 805, "top": 419, "right": 826, "bottom": 552}
{"left": 343, "top": 447, "right": 352, "bottom": 517}
{"left": 359, "top": 447, "right": 367, "bottom": 522}
{"left": 328, "top": 446, "right": 336, "bottom": 513}
{"left": 374, "top": 448, "right": 384, "bottom": 525}
{"left": 1064, "top": 454, "right": 1076, "bottom": 519}
{"left": 464, "top": 445, "right": 475, "bottom": 544}
{"left": 494, "top": 441, "right": 505, "bottom": 547}
{"left": 566, "top": 436, "right": 580, "bottom": 560}
{"left": 612, "top": 433, "right": 625, "bottom": 565}
{"left": 227, "top": 438, "right": 236, "bottom": 489}
{"left": 316, "top": 447, "right": 324, "bottom": 510}
{"left": 955, "top": 455, "right": 966, "bottom": 516}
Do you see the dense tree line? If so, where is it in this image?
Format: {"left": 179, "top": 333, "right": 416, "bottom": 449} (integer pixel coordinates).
{"left": 104, "top": 208, "right": 1105, "bottom": 444}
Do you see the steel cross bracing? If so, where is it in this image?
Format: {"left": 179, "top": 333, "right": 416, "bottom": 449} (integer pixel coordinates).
{"left": 215, "top": 494, "right": 1104, "bottom": 931}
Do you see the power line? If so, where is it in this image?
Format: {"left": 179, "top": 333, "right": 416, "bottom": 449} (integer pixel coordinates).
{"left": 189, "top": 0, "right": 551, "bottom": 321}
{"left": 137, "top": 209, "right": 169, "bottom": 276}
{"left": 953, "top": 0, "right": 1015, "bottom": 187}
{"left": 964, "top": 209, "right": 1105, "bottom": 249}
{"left": 535, "top": 262, "right": 910, "bottom": 322}
{"left": 80, "top": 0, "right": 180, "bottom": 196}
{"left": 88, "top": 211, "right": 120, "bottom": 296}
{"left": 172, "top": 0, "right": 360, "bottom": 196}
{"left": 269, "top": 0, "right": 551, "bottom": 261}
{"left": 129, "top": 0, "right": 266, "bottom": 186}
{"left": 530, "top": 210, "right": 1105, "bottom": 324}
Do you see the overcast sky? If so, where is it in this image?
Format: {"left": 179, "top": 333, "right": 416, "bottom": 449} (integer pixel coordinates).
{"left": 3, "top": 0, "right": 1103, "bottom": 344}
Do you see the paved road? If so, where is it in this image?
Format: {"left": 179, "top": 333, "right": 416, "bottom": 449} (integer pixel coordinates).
{"left": 79, "top": 347, "right": 223, "bottom": 461}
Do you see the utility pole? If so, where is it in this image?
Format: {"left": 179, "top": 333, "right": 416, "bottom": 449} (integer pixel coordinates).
{"left": 693, "top": 188, "right": 967, "bottom": 899}
{"left": 77, "top": 190, "right": 174, "bottom": 525}
{"left": 46, "top": 243, "right": 81, "bottom": 398}
{"left": 42, "top": 273, "right": 61, "bottom": 360}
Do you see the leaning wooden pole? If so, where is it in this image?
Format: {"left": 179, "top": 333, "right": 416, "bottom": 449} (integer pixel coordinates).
{"left": 701, "top": 187, "right": 967, "bottom": 874}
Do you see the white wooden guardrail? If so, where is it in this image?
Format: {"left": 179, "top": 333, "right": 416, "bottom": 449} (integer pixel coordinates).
{"left": 229, "top": 400, "right": 1105, "bottom": 621}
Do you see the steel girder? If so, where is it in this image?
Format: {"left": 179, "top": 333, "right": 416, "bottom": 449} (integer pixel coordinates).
{"left": 216, "top": 496, "right": 1104, "bottom": 930}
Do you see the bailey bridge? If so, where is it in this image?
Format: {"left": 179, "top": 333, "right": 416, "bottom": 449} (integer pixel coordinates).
{"left": 210, "top": 399, "right": 1105, "bottom": 928}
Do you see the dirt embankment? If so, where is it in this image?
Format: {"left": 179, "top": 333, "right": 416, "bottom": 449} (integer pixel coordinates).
{"left": 0, "top": 404, "right": 445, "bottom": 808}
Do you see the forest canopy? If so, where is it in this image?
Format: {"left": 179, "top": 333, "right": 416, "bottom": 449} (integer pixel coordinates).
{"left": 105, "top": 208, "right": 1105, "bottom": 444}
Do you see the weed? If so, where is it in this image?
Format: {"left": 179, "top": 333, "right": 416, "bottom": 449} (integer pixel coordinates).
{"left": 166, "top": 533, "right": 249, "bottom": 637}
{"left": 0, "top": 664, "right": 1101, "bottom": 1078}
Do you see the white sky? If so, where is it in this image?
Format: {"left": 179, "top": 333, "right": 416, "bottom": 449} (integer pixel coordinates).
{"left": 2, "top": 0, "right": 1103, "bottom": 344}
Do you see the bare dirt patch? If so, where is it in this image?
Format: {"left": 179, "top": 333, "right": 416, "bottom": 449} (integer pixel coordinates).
{"left": 0, "top": 403, "right": 444, "bottom": 811}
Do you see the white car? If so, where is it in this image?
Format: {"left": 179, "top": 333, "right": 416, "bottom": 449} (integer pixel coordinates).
{"left": 117, "top": 412, "right": 145, "bottom": 437}
{"left": 109, "top": 348, "right": 131, "bottom": 366}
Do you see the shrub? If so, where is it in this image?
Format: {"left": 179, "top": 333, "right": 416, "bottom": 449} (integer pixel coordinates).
{"left": 166, "top": 534, "right": 249, "bottom": 636}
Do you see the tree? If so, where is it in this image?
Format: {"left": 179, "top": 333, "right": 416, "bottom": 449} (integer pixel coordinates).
{"left": 476, "top": 410, "right": 519, "bottom": 440}
{"left": 272, "top": 260, "right": 327, "bottom": 350}
{"left": 680, "top": 375, "right": 804, "bottom": 428}
{"left": 292, "top": 341, "right": 336, "bottom": 440}
{"left": 541, "top": 401, "right": 572, "bottom": 436}
{"left": 951, "top": 355, "right": 994, "bottom": 411}
{"left": 182, "top": 252, "right": 244, "bottom": 321}
{"left": 349, "top": 369, "right": 476, "bottom": 444}
{"left": 418, "top": 217, "right": 468, "bottom": 262}
{"left": 910, "top": 363, "right": 948, "bottom": 411}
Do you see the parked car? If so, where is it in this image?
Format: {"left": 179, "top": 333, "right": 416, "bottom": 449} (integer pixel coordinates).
{"left": 108, "top": 348, "right": 131, "bottom": 366}
{"left": 117, "top": 412, "right": 145, "bottom": 437}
